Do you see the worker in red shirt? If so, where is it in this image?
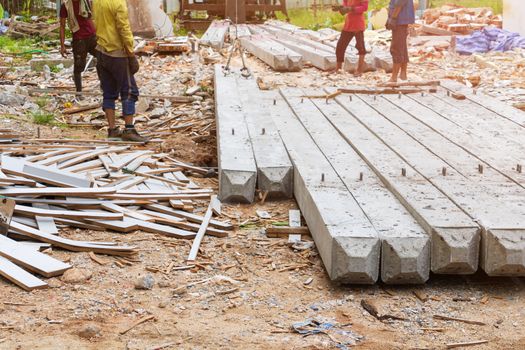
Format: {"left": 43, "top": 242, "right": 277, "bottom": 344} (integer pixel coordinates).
{"left": 59, "top": 0, "right": 97, "bottom": 93}
{"left": 332, "top": 0, "right": 369, "bottom": 76}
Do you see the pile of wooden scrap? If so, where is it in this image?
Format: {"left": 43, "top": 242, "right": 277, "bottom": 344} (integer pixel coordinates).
{"left": 135, "top": 37, "right": 191, "bottom": 55}
{"left": 0, "top": 142, "right": 232, "bottom": 291}
{"left": 418, "top": 5, "right": 502, "bottom": 36}
{"left": 6, "top": 16, "right": 60, "bottom": 38}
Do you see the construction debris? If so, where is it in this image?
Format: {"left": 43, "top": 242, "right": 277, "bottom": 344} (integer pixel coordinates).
{"left": 6, "top": 16, "right": 60, "bottom": 38}
{"left": 0, "top": 142, "right": 232, "bottom": 290}
{"left": 419, "top": 5, "right": 502, "bottom": 35}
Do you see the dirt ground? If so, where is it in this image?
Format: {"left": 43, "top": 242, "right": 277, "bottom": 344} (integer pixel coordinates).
{"left": 1, "top": 42, "right": 525, "bottom": 350}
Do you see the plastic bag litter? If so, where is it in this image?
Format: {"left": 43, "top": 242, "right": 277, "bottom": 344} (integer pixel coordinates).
{"left": 292, "top": 318, "right": 363, "bottom": 349}
{"left": 457, "top": 27, "right": 525, "bottom": 55}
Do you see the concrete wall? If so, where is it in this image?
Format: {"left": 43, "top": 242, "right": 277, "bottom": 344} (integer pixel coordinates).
{"left": 503, "top": 0, "right": 525, "bottom": 36}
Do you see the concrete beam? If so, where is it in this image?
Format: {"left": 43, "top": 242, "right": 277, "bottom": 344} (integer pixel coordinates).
{"left": 270, "top": 90, "right": 380, "bottom": 284}
{"left": 380, "top": 93, "right": 525, "bottom": 276}
{"left": 200, "top": 20, "right": 229, "bottom": 49}
{"left": 292, "top": 88, "right": 429, "bottom": 284}
{"left": 214, "top": 65, "right": 257, "bottom": 203}
{"left": 235, "top": 77, "right": 293, "bottom": 198}
{"left": 240, "top": 35, "right": 303, "bottom": 72}
{"left": 328, "top": 89, "right": 480, "bottom": 275}
{"left": 482, "top": 229, "right": 525, "bottom": 276}
{"left": 273, "top": 38, "right": 336, "bottom": 71}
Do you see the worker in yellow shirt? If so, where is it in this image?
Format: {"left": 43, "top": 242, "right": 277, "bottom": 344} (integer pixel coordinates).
{"left": 92, "top": 0, "right": 148, "bottom": 142}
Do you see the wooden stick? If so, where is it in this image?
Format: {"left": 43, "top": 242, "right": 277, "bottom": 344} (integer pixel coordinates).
{"left": 119, "top": 315, "right": 155, "bottom": 335}
{"left": 300, "top": 91, "right": 342, "bottom": 100}
{"left": 377, "top": 80, "right": 440, "bottom": 88}
{"left": 266, "top": 226, "right": 310, "bottom": 238}
{"left": 123, "top": 168, "right": 186, "bottom": 187}
{"left": 63, "top": 103, "right": 101, "bottom": 115}
{"left": 28, "top": 88, "right": 196, "bottom": 103}
{"left": 23, "top": 138, "right": 159, "bottom": 145}
{"left": 446, "top": 340, "right": 488, "bottom": 349}
{"left": 186, "top": 197, "right": 215, "bottom": 262}
{"left": 338, "top": 87, "right": 425, "bottom": 95}
{"left": 433, "top": 314, "right": 486, "bottom": 326}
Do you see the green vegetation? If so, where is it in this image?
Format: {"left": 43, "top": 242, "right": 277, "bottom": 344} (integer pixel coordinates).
{"left": 276, "top": 0, "right": 502, "bottom": 31}
{"left": 30, "top": 110, "right": 56, "bottom": 125}
{"left": 0, "top": 36, "right": 38, "bottom": 54}
{"left": 50, "top": 65, "right": 63, "bottom": 73}
{"left": 276, "top": 8, "right": 344, "bottom": 30}
{"left": 35, "top": 96, "right": 50, "bottom": 109}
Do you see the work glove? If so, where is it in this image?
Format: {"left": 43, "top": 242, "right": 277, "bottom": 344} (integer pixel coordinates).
{"left": 128, "top": 55, "right": 140, "bottom": 75}
{"left": 386, "top": 16, "right": 397, "bottom": 30}
{"left": 331, "top": 5, "right": 342, "bottom": 12}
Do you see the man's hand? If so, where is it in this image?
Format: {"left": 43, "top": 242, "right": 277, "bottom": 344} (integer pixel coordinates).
{"left": 60, "top": 45, "right": 68, "bottom": 58}
{"left": 331, "top": 5, "right": 342, "bottom": 12}
{"left": 386, "top": 16, "right": 397, "bottom": 30}
{"left": 338, "top": 6, "right": 353, "bottom": 14}
{"left": 128, "top": 55, "right": 140, "bottom": 75}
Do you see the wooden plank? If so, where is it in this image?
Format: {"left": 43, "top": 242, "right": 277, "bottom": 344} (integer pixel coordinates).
{"left": 33, "top": 204, "right": 58, "bottom": 235}
{"left": 100, "top": 203, "right": 154, "bottom": 222}
{"left": 0, "top": 256, "right": 47, "bottom": 291}
{"left": 0, "top": 235, "right": 71, "bottom": 277}
{"left": 266, "top": 226, "right": 310, "bottom": 238}
{"left": 15, "top": 205, "right": 124, "bottom": 221}
{"left": 0, "top": 187, "right": 116, "bottom": 197}
{"left": 1, "top": 155, "right": 91, "bottom": 188}
{"left": 144, "top": 204, "right": 233, "bottom": 230}
{"left": 110, "top": 151, "right": 154, "bottom": 171}
{"left": 187, "top": 197, "right": 215, "bottom": 262}
{"left": 138, "top": 210, "right": 227, "bottom": 238}
{"left": 288, "top": 209, "right": 302, "bottom": 243}
{"left": 9, "top": 221, "right": 137, "bottom": 256}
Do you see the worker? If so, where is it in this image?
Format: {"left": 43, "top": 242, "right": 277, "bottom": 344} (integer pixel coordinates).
{"left": 386, "top": 0, "right": 415, "bottom": 82}
{"left": 92, "top": 0, "right": 148, "bottom": 143}
{"left": 332, "top": 0, "right": 369, "bottom": 76}
{"left": 59, "top": 0, "right": 97, "bottom": 93}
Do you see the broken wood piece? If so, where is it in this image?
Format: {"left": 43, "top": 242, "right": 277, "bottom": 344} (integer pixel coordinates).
{"left": 122, "top": 168, "right": 186, "bottom": 187}
{"left": 144, "top": 204, "right": 233, "bottom": 230}
{"left": 377, "top": 80, "right": 440, "bottom": 88}
{"left": 300, "top": 91, "right": 342, "bottom": 100}
{"left": 433, "top": 314, "right": 486, "bottom": 326}
{"left": 446, "top": 340, "right": 488, "bottom": 349}
{"left": 338, "top": 87, "right": 427, "bottom": 95}
{"left": 9, "top": 221, "right": 137, "bottom": 256}
{"left": 266, "top": 226, "right": 310, "bottom": 238}
{"left": 119, "top": 315, "right": 156, "bottom": 335}
{"left": 89, "top": 252, "right": 109, "bottom": 265}
{"left": 63, "top": 103, "right": 101, "bottom": 115}
{"left": 0, "top": 256, "right": 47, "bottom": 291}
{"left": 187, "top": 196, "right": 215, "bottom": 262}
{"left": 361, "top": 299, "right": 407, "bottom": 321}
{"left": 0, "top": 235, "right": 71, "bottom": 277}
